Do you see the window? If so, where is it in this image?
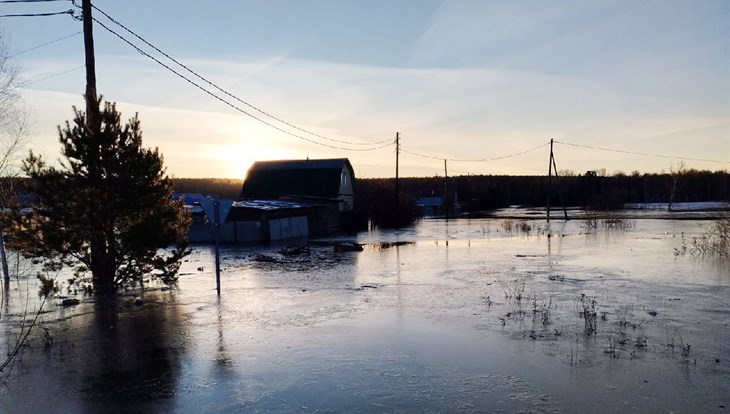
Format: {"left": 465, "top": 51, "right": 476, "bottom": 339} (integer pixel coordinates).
{"left": 341, "top": 170, "right": 348, "bottom": 187}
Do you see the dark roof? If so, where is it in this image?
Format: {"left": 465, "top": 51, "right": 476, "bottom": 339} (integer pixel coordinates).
{"left": 240, "top": 158, "right": 354, "bottom": 199}
{"left": 226, "top": 199, "right": 324, "bottom": 221}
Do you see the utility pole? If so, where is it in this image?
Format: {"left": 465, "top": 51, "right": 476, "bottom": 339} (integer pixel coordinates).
{"left": 444, "top": 159, "right": 448, "bottom": 219}
{"left": 395, "top": 132, "right": 400, "bottom": 227}
{"left": 546, "top": 139, "right": 568, "bottom": 223}
{"left": 82, "top": 0, "right": 96, "bottom": 106}
{"left": 547, "top": 139, "right": 553, "bottom": 223}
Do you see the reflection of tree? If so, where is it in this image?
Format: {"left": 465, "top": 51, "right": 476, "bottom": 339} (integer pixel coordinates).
{"left": 73, "top": 294, "right": 188, "bottom": 413}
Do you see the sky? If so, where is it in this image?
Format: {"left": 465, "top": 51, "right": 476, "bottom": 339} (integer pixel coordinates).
{"left": 0, "top": 0, "right": 728, "bottom": 179}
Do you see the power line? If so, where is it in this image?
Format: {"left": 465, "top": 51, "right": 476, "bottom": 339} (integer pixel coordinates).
{"left": 7, "top": 31, "right": 81, "bottom": 58}
{"left": 92, "top": 17, "right": 393, "bottom": 153}
{"left": 554, "top": 140, "right": 728, "bottom": 164}
{"left": 19, "top": 64, "right": 84, "bottom": 87}
{"left": 0, "top": 0, "right": 69, "bottom": 3}
{"left": 0, "top": 9, "right": 73, "bottom": 17}
{"left": 91, "top": 4, "right": 392, "bottom": 148}
{"left": 401, "top": 141, "right": 551, "bottom": 162}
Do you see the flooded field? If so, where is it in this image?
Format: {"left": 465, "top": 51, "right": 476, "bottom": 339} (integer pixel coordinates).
{"left": 1, "top": 215, "right": 729, "bottom": 413}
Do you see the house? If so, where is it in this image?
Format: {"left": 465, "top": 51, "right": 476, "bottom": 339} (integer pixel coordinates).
{"left": 234, "top": 158, "right": 365, "bottom": 237}
{"left": 239, "top": 158, "right": 355, "bottom": 212}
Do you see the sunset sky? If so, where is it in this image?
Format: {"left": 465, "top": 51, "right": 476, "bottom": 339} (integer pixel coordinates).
{"left": 1, "top": 0, "right": 728, "bottom": 178}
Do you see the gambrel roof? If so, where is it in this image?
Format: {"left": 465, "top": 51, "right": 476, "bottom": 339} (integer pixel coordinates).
{"left": 239, "top": 158, "right": 354, "bottom": 200}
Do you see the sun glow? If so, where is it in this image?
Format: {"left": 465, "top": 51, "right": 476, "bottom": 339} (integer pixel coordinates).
{"left": 216, "top": 144, "right": 294, "bottom": 179}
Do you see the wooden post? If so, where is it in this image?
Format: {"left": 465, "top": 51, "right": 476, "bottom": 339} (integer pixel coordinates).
{"left": 214, "top": 200, "right": 221, "bottom": 296}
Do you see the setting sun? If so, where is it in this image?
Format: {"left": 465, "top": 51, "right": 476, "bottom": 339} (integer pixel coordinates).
{"left": 215, "top": 144, "right": 294, "bottom": 179}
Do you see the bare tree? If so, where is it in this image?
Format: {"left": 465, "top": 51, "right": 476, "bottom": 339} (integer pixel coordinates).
{"left": 0, "top": 34, "right": 28, "bottom": 282}
{"left": 668, "top": 161, "right": 686, "bottom": 211}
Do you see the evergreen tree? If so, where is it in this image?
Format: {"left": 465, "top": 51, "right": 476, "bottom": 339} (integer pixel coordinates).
{"left": 11, "top": 95, "right": 190, "bottom": 295}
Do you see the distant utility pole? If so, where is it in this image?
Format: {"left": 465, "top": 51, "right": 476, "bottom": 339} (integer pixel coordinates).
{"left": 547, "top": 139, "right": 553, "bottom": 223}
{"left": 546, "top": 139, "right": 568, "bottom": 223}
{"left": 395, "top": 132, "right": 400, "bottom": 226}
{"left": 444, "top": 159, "right": 448, "bottom": 219}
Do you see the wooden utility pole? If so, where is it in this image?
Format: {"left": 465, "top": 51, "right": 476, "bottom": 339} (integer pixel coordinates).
{"left": 444, "top": 159, "right": 448, "bottom": 219}
{"left": 547, "top": 139, "right": 553, "bottom": 223}
{"left": 395, "top": 132, "right": 400, "bottom": 226}
{"left": 546, "top": 139, "right": 568, "bottom": 223}
{"left": 82, "top": 0, "right": 96, "bottom": 106}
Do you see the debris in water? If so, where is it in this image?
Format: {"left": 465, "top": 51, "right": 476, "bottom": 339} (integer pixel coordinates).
{"left": 548, "top": 275, "right": 565, "bottom": 282}
{"left": 334, "top": 242, "right": 363, "bottom": 252}
{"left": 61, "top": 298, "right": 80, "bottom": 307}
{"left": 280, "top": 245, "right": 310, "bottom": 255}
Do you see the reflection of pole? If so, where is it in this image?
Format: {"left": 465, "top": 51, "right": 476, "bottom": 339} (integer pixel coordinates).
{"left": 214, "top": 201, "right": 221, "bottom": 296}
{"left": 0, "top": 230, "right": 8, "bottom": 282}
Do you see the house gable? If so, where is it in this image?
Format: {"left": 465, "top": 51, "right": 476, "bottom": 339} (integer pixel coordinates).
{"left": 240, "top": 158, "right": 356, "bottom": 205}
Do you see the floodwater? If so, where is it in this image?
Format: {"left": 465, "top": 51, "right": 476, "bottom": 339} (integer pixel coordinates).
{"left": 1, "top": 215, "right": 728, "bottom": 413}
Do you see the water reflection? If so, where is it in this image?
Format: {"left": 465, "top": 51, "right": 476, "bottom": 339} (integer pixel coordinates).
{"left": 80, "top": 297, "right": 185, "bottom": 406}
{"left": 2, "top": 292, "right": 188, "bottom": 413}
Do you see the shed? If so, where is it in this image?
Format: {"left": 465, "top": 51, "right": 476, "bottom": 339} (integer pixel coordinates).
{"left": 225, "top": 200, "right": 326, "bottom": 242}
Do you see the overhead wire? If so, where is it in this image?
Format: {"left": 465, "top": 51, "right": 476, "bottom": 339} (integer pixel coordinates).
{"left": 92, "top": 17, "right": 393, "bottom": 152}
{"left": 7, "top": 31, "right": 81, "bottom": 57}
{"left": 0, "top": 0, "right": 69, "bottom": 3}
{"left": 400, "top": 141, "right": 551, "bottom": 162}
{"left": 91, "top": 4, "right": 392, "bottom": 147}
{"left": 554, "top": 140, "right": 728, "bottom": 164}
{"left": 19, "top": 64, "right": 84, "bottom": 87}
{"left": 0, "top": 9, "right": 73, "bottom": 17}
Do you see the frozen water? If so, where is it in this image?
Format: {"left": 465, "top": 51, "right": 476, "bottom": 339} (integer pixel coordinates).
{"left": 0, "top": 216, "right": 728, "bottom": 413}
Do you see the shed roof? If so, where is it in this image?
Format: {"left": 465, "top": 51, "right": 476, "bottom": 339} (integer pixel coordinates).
{"left": 240, "top": 158, "right": 354, "bottom": 199}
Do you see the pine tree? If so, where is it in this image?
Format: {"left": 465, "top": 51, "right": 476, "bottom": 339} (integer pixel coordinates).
{"left": 11, "top": 95, "right": 190, "bottom": 296}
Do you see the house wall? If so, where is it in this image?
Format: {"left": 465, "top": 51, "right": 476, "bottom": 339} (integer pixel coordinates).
{"left": 232, "top": 221, "right": 262, "bottom": 242}
{"left": 269, "top": 216, "right": 309, "bottom": 240}
{"left": 338, "top": 164, "right": 355, "bottom": 212}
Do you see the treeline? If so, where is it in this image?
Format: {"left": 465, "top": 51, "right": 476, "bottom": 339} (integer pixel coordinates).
{"left": 172, "top": 178, "right": 243, "bottom": 200}
{"left": 9, "top": 170, "right": 726, "bottom": 229}
{"left": 357, "top": 169, "right": 730, "bottom": 217}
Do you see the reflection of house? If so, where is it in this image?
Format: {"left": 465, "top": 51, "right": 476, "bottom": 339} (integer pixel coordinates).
{"left": 232, "top": 158, "right": 365, "bottom": 238}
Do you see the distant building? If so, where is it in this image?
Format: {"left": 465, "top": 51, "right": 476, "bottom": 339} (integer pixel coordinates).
{"left": 416, "top": 196, "right": 445, "bottom": 217}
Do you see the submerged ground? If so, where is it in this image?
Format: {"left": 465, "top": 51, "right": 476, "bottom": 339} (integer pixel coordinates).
{"left": 1, "top": 213, "right": 728, "bottom": 413}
